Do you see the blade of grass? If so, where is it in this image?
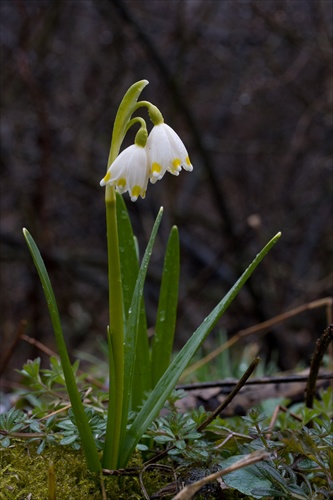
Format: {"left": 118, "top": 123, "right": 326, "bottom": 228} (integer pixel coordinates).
{"left": 119, "top": 232, "right": 281, "bottom": 467}
{"left": 116, "top": 193, "right": 151, "bottom": 409}
{"left": 102, "top": 325, "right": 117, "bottom": 469}
{"left": 151, "top": 226, "right": 180, "bottom": 386}
{"left": 22, "top": 228, "right": 101, "bottom": 472}
{"left": 119, "top": 207, "right": 164, "bottom": 460}
{"left": 115, "top": 193, "right": 141, "bottom": 317}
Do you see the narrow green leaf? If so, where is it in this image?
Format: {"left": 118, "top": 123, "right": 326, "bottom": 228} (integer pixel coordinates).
{"left": 115, "top": 193, "right": 140, "bottom": 317}
{"left": 116, "top": 193, "right": 151, "bottom": 409}
{"left": 151, "top": 226, "right": 180, "bottom": 385}
{"left": 119, "top": 232, "right": 281, "bottom": 466}
{"left": 120, "top": 208, "right": 164, "bottom": 454}
{"left": 22, "top": 228, "right": 101, "bottom": 472}
{"left": 102, "top": 326, "right": 117, "bottom": 469}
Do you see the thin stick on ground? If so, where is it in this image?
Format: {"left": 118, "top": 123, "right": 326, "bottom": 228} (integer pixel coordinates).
{"left": 305, "top": 324, "right": 333, "bottom": 408}
{"left": 172, "top": 450, "right": 270, "bottom": 500}
{"left": 144, "top": 357, "right": 260, "bottom": 467}
{"left": 181, "top": 297, "right": 333, "bottom": 380}
{"left": 197, "top": 356, "right": 261, "bottom": 432}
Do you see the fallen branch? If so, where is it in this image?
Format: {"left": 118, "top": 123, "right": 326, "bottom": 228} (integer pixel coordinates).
{"left": 172, "top": 450, "right": 270, "bottom": 500}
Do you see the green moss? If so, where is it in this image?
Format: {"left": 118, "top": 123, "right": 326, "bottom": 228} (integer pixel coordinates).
{"left": 0, "top": 442, "right": 167, "bottom": 499}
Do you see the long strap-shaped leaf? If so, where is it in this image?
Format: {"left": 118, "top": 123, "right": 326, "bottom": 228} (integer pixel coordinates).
{"left": 116, "top": 194, "right": 151, "bottom": 408}
{"left": 115, "top": 193, "right": 141, "bottom": 317}
{"left": 119, "top": 207, "right": 164, "bottom": 459}
{"left": 151, "top": 225, "right": 180, "bottom": 386}
{"left": 23, "top": 228, "right": 101, "bottom": 472}
{"left": 119, "top": 232, "right": 281, "bottom": 467}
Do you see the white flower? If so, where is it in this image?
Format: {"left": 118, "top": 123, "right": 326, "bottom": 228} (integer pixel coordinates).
{"left": 100, "top": 123, "right": 193, "bottom": 201}
{"left": 146, "top": 123, "right": 193, "bottom": 184}
{"left": 100, "top": 144, "right": 149, "bottom": 201}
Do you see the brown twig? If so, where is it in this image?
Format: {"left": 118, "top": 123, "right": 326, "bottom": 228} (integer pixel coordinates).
{"left": 139, "top": 464, "right": 177, "bottom": 500}
{"left": 305, "top": 324, "right": 333, "bottom": 408}
{"left": 48, "top": 462, "right": 56, "bottom": 500}
{"left": 264, "top": 402, "right": 305, "bottom": 439}
{"left": 102, "top": 467, "right": 141, "bottom": 476}
{"left": 21, "top": 333, "right": 57, "bottom": 358}
{"left": 99, "top": 470, "right": 107, "bottom": 500}
{"left": 144, "top": 357, "right": 261, "bottom": 467}
{"left": 280, "top": 405, "right": 303, "bottom": 422}
{"left": 0, "top": 320, "right": 28, "bottom": 376}
{"left": 172, "top": 450, "right": 270, "bottom": 500}
{"left": 177, "top": 372, "right": 333, "bottom": 392}
{"left": 20, "top": 334, "right": 108, "bottom": 391}
{"left": 0, "top": 429, "right": 46, "bottom": 439}
{"left": 216, "top": 431, "right": 252, "bottom": 450}
{"left": 266, "top": 403, "right": 281, "bottom": 439}
{"left": 197, "top": 357, "right": 261, "bottom": 432}
{"left": 181, "top": 297, "right": 333, "bottom": 379}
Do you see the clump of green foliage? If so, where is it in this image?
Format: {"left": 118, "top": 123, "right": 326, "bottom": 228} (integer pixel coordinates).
{"left": 1, "top": 355, "right": 332, "bottom": 499}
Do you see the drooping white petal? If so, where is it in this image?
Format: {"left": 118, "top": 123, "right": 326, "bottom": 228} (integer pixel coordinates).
{"left": 126, "top": 146, "right": 150, "bottom": 201}
{"left": 100, "top": 144, "right": 150, "bottom": 201}
{"left": 164, "top": 125, "right": 193, "bottom": 172}
{"left": 146, "top": 123, "right": 193, "bottom": 184}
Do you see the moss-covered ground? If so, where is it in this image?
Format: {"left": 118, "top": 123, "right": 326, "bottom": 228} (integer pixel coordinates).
{"left": 0, "top": 443, "right": 169, "bottom": 499}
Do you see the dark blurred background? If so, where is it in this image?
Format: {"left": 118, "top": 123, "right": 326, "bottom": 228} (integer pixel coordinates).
{"left": 1, "top": 0, "right": 332, "bottom": 385}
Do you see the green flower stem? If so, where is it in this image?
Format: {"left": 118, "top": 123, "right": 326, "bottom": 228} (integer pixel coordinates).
{"left": 135, "top": 101, "right": 164, "bottom": 125}
{"left": 101, "top": 80, "right": 150, "bottom": 469}
{"left": 126, "top": 117, "right": 147, "bottom": 136}
{"left": 102, "top": 184, "right": 125, "bottom": 470}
